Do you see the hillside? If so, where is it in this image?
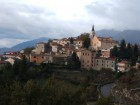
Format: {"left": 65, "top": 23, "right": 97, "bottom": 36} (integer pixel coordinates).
{"left": 96, "top": 29, "right": 140, "bottom": 44}
{"left": 0, "top": 29, "right": 140, "bottom": 54}
{"left": 0, "top": 37, "right": 49, "bottom": 54}
{"left": 113, "top": 30, "right": 140, "bottom": 44}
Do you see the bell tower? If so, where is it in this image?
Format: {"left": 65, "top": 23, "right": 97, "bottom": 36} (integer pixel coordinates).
{"left": 92, "top": 25, "right": 96, "bottom": 36}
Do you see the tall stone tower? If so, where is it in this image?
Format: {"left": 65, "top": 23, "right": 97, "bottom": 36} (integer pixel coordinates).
{"left": 91, "top": 25, "right": 96, "bottom": 36}
{"left": 90, "top": 25, "right": 100, "bottom": 50}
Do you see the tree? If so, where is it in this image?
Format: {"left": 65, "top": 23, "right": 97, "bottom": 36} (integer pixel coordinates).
{"left": 110, "top": 45, "right": 118, "bottom": 57}
{"left": 69, "top": 52, "right": 81, "bottom": 70}
{"left": 96, "top": 97, "right": 113, "bottom": 105}
{"left": 24, "top": 80, "right": 40, "bottom": 105}
{"left": 79, "top": 33, "right": 90, "bottom": 41}
{"left": 70, "top": 37, "right": 74, "bottom": 44}
{"left": 19, "top": 55, "right": 28, "bottom": 80}
{"left": 79, "top": 33, "right": 90, "bottom": 48}
{"left": 10, "top": 81, "right": 25, "bottom": 105}
{"left": 133, "top": 44, "right": 139, "bottom": 60}
{"left": 119, "top": 39, "right": 126, "bottom": 59}
{"left": 126, "top": 43, "right": 133, "bottom": 59}
{"left": 131, "top": 44, "right": 139, "bottom": 66}
{"left": 83, "top": 37, "right": 90, "bottom": 49}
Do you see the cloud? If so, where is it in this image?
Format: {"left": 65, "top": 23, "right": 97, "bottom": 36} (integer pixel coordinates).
{"left": 0, "top": 0, "right": 92, "bottom": 41}
{"left": 85, "top": 0, "right": 140, "bottom": 30}
{"left": 0, "top": 0, "right": 140, "bottom": 48}
{"left": 0, "top": 38, "right": 27, "bottom": 48}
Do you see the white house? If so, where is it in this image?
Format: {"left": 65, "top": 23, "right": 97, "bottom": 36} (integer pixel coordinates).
{"left": 117, "top": 61, "right": 131, "bottom": 72}
{"left": 5, "top": 58, "right": 16, "bottom": 65}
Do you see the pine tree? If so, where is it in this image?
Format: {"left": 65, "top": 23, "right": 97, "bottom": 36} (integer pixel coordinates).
{"left": 131, "top": 44, "right": 139, "bottom": 65}
{"left": 70, "top": 52, "right": 81, "bottom": 70}
{"left": 110, "top": 45, "right": 118, "bottom": 57}
{"left": 119, "top": 39, "right": 126, "bottom": 59}
{"left": 70, "top": 37, "right": 74, "bottom": 44}
{"left": 83, "top": 37, "right": 90, "bottom": 49}
{"left": 126, "top": 43, "right": 133, "bottom": 59}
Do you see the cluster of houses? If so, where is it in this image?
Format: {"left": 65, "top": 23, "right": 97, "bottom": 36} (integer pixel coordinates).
{"left": 0, "top": 52, "right": 23, "bottom": 68}
{"left": 0, "top": 26, "right": 140, "bottom": 72}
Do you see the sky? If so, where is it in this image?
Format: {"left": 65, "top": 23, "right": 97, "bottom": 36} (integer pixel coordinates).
{"left": 0, "top": 0, "right": 140, "bottom": 48}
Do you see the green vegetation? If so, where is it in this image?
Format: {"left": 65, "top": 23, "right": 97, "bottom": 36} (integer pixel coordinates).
{"left": 96, "top": 96, "right": 113, "bottom": 105}
{"left": 78, "top": 33, "right": 90, "bottom": 48}
{"left": 110, "top": 39, "right": 140, "bottom": 65}
{"left": 0, "top": 56, "right": 116, "bottom": 105}
{"left": 68, "top": 52, "right": 81, "bottom": 70}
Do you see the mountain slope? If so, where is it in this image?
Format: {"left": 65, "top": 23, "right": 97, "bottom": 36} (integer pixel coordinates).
{"left": 0, "top": 37, "right": 49, "bottom": 54}
{"left": 96, "top": 29, "right": 140, "bottom": 44}
{"left": 96, "top": 29, "right": 121, "bottom": 37}
{"left": 12, "top": 37, "right": 49, "bottom": 50}
{"left": 113, "top": 30, "right": 140, "bottom": 44}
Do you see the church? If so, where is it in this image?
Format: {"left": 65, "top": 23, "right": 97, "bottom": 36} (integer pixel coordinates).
{"left": 90, "top": 25, "right": 119, "bottom": 50}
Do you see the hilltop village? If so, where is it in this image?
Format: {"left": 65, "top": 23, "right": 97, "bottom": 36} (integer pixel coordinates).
{"left": 0, "top": 26, "right": 139, "bottom": 72}
{"left": 0, "top": 26, "right": 140, "bottom": 105}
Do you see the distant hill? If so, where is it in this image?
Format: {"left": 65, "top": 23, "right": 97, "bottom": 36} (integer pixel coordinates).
{"left": 96, "top": 29, "right": 140, "bottom": 44}
{"left": 96, "top": 29, "right": 121, "bottom": 37}
{"left": 113, "top": 30, "right": 140, "bottom": 44}
{"left": 0, "top": 29, "right": 140, "bottom": 54}
{"left": 0, "top": 37, "right": 49, "bottom": 54}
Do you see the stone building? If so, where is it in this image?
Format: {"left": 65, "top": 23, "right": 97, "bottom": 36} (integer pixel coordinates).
{"left": 74, "top": 39, "right": 83, "bottom": 47}
{"left": 51, "top": 42, "right": 62, "bottom": 53}
{"left": 80, "top": 49, "right": 96, "bottom": 70}
{"left": 101, "top": 49, "right": 110, "bottom": 58}
{"left": 94, "top": 57, "right": 116, "bottom": 71}
{"left": 32, "top": 42, "right": 51, "bottom": 54}
{"left": 90, "top": 25, "right": 119, "bottom": 51}
{"left": 30, "top": 54, "right": 45, "bottom": 64}
{"left": 117, "top": 60, "right": 131, "bottom": 72}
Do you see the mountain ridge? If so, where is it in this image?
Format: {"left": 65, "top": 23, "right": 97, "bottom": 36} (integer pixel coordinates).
{"left": 0, "top": 29, "right": 140, "bottom": 54}
{"left": 96, "top": 29, "right": 140, "bottom": 44}
{"left": 0, "top": 37, "right": 49, "bottom": 54}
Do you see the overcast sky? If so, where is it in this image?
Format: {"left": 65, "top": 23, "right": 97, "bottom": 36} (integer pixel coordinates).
{"left": 0, "top": 0, "right": 140, "bottom": 47}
